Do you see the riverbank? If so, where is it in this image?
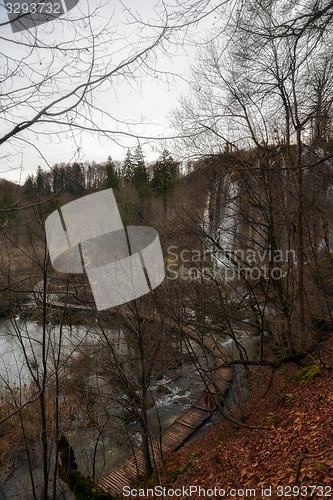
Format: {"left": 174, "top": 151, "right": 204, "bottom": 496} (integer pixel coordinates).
{"left": 98, "top": 326, "right": 235, "bottom": 495}
{"left": 133, "top": 335, "right": 333, "bottom": 500}
{"left": 0, "top": 318, "right": 215, "bottom": 498}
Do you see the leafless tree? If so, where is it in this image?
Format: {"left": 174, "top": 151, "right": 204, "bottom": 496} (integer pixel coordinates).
{"left": 0, "top": 0, "right": 234, "bottom": 178}
{"left": 172, "top": 0, "right": 333, "bottom": 351}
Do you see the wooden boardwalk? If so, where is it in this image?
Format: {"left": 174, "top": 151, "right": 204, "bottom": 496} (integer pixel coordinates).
{"left": 47, "top": 299, "right": 90, "bottom": 311}
{"left": 98, "top": 328, "right": 233, "bottom": 496}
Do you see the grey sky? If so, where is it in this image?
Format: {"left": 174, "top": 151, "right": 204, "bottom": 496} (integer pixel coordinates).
{"left": 0, "top": 0, "right": 221, "bottom": 184}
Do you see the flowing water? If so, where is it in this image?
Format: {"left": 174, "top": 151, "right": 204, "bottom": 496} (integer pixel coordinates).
{"left": 0, "top": 318, "right": 218, "bottom": 500}
{"left": 203, "top": 173, "right": 240, "bottom": 269}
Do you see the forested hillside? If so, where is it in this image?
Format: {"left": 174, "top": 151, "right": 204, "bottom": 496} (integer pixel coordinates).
{"left": 1, "top": 0, "right": 333, "bottom": 499}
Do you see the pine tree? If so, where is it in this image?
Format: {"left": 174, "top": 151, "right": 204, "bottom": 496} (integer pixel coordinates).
{"left": 36, "top": 166, "right": 44, "bottom": 191}
{"left": 0, "top": 187, "right": 16, "bottom": 223}
{"left": 103, "top": 156, "right": 119, "bottom": 189}
{"left": 123, "top": 149, "right": 135, "bottom": 181}
{"left": 132, "top": 144, "right": 149, "bottom": 191}
{"left": 69, "top": 163, "right": 85, "bottom": 195}
{"left": 52, "top": 165, "right": 66, "bottom": 193}
{"left": 24, "top": 175, "right": 35, "bottom": 197}
{"left": 151, "top": 150, "right": 178, "bottom": 216}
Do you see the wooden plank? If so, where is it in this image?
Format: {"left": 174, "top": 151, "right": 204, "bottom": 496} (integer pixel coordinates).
{"left": 161, "top": 442, "right": 175, "bottom": 452}
{"left": 193, "top": 403, "right": 215, "bottom": 412}
{"left": 99, "top": 478, "right": 114, "bottom": 489}
{"left": 176, "top": 416, "right": 202, "bottom": 430}
{"left": 162, "top": 431, "right": 182, "bottom": 443}
{"left": 162, "top": 424, "right": 183, "bottom": 443}
{"left": 104, "top": 475, "right": 124, "bottom": 490}
{"left": 177, "top": 409, "right": 208, "bottom": 428}
{"left": 176, "top": 419, "right": 197, "bottom": 430}
{"left": 98, "top": 326, "right": 234, "bottom": 495}
{"left": 163, "top": 424, "right": 189, "bottom": 437}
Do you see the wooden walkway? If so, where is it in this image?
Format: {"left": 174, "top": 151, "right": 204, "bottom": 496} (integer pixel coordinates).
{"left": 98, "top": 328, "right": 233, "bottom": 496}
{"left": 47, "top": 299, "right": 90, "bottom": 311}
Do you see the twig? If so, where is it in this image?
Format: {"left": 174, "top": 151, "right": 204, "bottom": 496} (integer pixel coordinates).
{"left": 295, "top": 447, "right": 332, "bottom": 484}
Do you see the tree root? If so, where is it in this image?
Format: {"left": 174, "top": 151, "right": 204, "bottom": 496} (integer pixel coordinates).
{"left": 295, "top": 447, "right": 333, "bottom": 485}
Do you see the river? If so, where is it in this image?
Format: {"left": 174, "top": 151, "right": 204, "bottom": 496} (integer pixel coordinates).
{"left": 0, "top": 318, "right": 220, "bottom": 500}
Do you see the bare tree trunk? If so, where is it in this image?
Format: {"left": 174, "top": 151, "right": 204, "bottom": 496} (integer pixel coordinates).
{"left": 296, "top": 128, "right": 305, "bottom": 346}
{"left": 139, "top": 413, "right": 153, "bottom": 477}
{"left": 40, "top": 268, "right": 49, "bottom": 500}
{"left": 138, "top": 330, "right": 153, "bottom": 478}
{"left": 56, "top": 434, "right": 112, "bottom": 499}
{"left": 19, "top": 412, "right": 38, "bottom": 500}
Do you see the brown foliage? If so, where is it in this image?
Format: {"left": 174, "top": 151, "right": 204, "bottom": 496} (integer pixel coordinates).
{"left": 137, "top": 337, "right": 333, "bottom": 499}
{"left": 0, "top": 383, "right": 45, "bottom": 485}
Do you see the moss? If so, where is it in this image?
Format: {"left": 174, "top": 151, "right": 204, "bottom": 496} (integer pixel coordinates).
{"left": 172, "top": 464, "right": 187, "bottom": 479}
{"left": 71, "top": 471, "right": 111, "bottom": 499}
{"left": 57, "top": 434, "right": 112, "bottom": 499}
{"left": 124, "top": 409, "right": 137, "bottom": 423}
{"left": 293, "top": 364, "right": 321, "bottom": 384}
{"left": 157, "top": 384, "right": 171, "bottom": 394}
{"left": 29, "top": 359, "right": 39, "bottom": 370}
{"left": 32, "top": 310, "right": 41, "bottom": 321}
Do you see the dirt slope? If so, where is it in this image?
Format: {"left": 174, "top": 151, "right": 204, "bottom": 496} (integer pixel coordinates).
{"left": 130, "top": 337, "right": 333, "bottom": 499}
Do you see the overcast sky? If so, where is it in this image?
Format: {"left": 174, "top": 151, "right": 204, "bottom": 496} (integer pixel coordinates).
{"left": 0, "top": 0, "right": 222, "bottom": 184}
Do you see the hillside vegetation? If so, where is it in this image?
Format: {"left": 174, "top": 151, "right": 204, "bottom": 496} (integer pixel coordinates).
{"left": 142, "top": 338, "right": 333, "bottom": 500}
